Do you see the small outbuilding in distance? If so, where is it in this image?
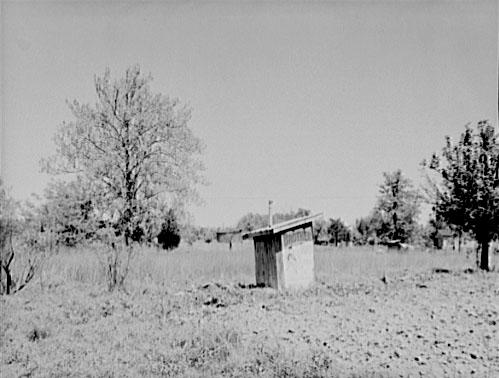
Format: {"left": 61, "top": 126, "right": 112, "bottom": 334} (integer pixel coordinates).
{"left": 216, "top": 229, "right": 243, "bottom": 250}
{"left": 243, "top": 212, "right": 322, "bottom": 291}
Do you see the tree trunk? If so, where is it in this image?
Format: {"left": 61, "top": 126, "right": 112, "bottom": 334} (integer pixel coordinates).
{"left": 2, "top": 265, "right": 13, "bottom": 295}
{"left": 479, "top": 239, "right": 490, "bottom": 271}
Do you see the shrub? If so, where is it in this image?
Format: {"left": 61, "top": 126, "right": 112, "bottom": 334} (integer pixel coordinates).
{"left": 157, "top": 210, "right": 181, "bottom": 250}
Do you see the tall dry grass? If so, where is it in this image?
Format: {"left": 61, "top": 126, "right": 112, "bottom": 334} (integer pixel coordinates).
{"left": 314, "top": 245, "right": 477, "bottom": 284}
{"left": 38, "top": 241, "right": 481, "bottom": 291}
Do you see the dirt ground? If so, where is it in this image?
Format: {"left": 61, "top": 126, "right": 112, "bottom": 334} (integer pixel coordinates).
{"left": 1, "top": 248, "right": 498, "bottom": 377}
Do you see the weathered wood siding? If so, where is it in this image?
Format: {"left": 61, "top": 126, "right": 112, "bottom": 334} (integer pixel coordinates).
{"left": 254, "top": 235, "right": 281, "bottom": 288}
{"left": 281, "top": 225, "right": 314, "bottom": 289}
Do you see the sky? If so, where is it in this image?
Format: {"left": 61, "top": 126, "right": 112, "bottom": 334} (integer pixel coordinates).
{"left": 1, "top": 1, "right": 498, "bottom": 228}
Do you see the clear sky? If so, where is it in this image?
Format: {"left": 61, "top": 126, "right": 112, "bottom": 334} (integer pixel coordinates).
{"left": 1, "top": 1, "right": 497, "bottom": 227}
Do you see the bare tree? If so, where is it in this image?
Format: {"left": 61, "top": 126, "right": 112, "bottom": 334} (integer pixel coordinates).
{"left": 0, "top": 180, "right": 41, "bottom": 295}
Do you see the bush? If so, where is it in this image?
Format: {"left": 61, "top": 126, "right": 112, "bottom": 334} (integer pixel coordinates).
{"left": 157, "top": 210, "right": 181, "bottom": 250}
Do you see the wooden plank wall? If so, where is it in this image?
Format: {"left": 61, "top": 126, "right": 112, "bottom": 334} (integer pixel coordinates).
{"left": 281, "top": 225, "right": 315, "bottom": 289}
{"left": 254, "top": 235, "right": 281, "bottom": 288}
{"left": 254, "top": 238, "right": 266, "bottom": 286}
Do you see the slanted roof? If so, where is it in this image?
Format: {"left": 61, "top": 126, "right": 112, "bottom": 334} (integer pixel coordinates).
{"left": 216, "top": 229, "right": 243, "bottom": 236}
{"left": 242, "top": 214, "right": 322, "bottom": 239}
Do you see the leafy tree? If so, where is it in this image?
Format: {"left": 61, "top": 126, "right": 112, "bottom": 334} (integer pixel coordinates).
{"left": 327, "top": 218, "right": 350, "bottom": 246}
{"left": 373, "top": 170, "right": 421, "bottom": 243}
{"left": 36, "top": 178, "right": 96, "bottom": 247}
{"left": 43, "top": 65, "right": 204, "bottom": 289}
{"left": 423, "top": 121, "right": 498, "bottom": 270}
{"left": 354, "top": 216, "right": 378, "bottom": 245}
{"left": 313, "top": 218, "right": 329, "bottom": 244}
{"left": 408, "top": 222, "right": 429, "bottom": 248}
{"left": 236, "top": 212, "right": 268, "bottom": 232}
{"left": 423, "top": 217, "right": 448, "bottom": 249}
{"left": 157, "top": 209, "right": 181, "bottom": 250}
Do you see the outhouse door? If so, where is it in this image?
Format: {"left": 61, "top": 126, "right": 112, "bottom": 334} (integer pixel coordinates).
{"left": 254, "top": 235, "right": 280, "bottom": 288}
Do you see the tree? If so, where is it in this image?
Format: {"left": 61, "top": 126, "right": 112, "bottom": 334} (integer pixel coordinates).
{"left": 313, "top": 218, "right": 329, "bottom": 244}
{"left": 43, "top": 65, "right": 204, "bottom": 289}
{"left": 327, "top": 218, "right": 350, "bottom": 246}
{"left": 0, "top": 180, "right": 41, "bottom": 295}
{"left": 36, "top": 178, "right": 96, "bottom": 247}
{"left": 423, "top": 216, "right": 449, "bottom": 250}
{"left": 0, "top": 180, "right": 19, "bottom": 294}
{"left": 423, "top": 121, "right": 499, "bottom": 270}
{"left": 353, "top": 216, "right": 377, "bottom": 245}
{"left": 373, "top": 170, "right": 421, "bottom": 244}
{"left": 236, "top": 212, "right": 268, "bottom": 232}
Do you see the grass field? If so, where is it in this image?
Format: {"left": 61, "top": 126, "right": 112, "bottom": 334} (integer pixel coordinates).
{"left": 37, "top": 242, "right": 487, "bottom": 289}
{"left": 1, "top": 242, "right": 498, "bottom": 377}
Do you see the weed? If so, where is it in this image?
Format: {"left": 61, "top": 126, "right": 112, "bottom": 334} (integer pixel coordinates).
{"left": 27, "top": 326, "right": 49, "bottom": 342}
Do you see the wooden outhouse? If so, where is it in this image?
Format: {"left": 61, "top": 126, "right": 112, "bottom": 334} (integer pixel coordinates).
{"left": 243, "top": 214, "right": 320, "bottom": 290}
